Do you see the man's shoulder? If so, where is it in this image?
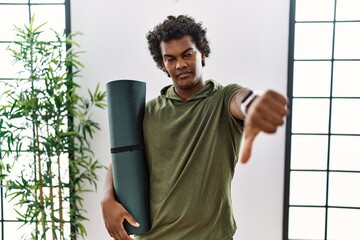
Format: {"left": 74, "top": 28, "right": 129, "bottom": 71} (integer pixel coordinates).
{"left": 208, "top": 80, "right": 242, "bottom": 97}
{"left": 145, "top": 97, "right": 158, "bottom": 108}
{"left": 207, "top": 79, "right": 242, "bottom": 90}
{"left": 145, "top": 95, "right": 165, "bottom": 112}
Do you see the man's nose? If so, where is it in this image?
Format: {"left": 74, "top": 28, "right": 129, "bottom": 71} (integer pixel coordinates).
{"left": 176, "top": 58, "right": 187, "bottom": 69}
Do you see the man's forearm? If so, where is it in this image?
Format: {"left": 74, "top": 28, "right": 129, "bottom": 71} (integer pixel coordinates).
{"left": 103, "top": 163, "right": 116, "bottom": 200}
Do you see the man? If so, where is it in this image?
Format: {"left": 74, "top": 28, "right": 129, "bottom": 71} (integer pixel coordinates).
{"left": 101, "top": 15, "right": 288, "bottom": 240}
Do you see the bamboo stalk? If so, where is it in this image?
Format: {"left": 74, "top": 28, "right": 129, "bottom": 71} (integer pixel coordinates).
{"left": 47, "top": 123, "right": 56, "bottom": 240}
{"left": 49, "top": 165, "right": 55, "bottom": 240}
{"left": 35, "top": 121, "right": 47, "bottom": 240}
{"left": 30, "top": 20, "right": 46, "bottom": 240}
{"left": 57, "top": 152, "right": 64, "bottom": 240}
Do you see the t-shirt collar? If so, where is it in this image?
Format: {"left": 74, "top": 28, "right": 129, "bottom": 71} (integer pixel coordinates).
{"left": 161, "top": 80, "right": 220, "bottom": 102}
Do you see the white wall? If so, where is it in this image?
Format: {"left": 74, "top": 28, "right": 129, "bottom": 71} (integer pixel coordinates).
{"left": 71, "top": 0, "right": 290, "bottom": 239}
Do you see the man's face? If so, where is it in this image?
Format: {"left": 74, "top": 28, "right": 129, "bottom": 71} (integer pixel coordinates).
{"left": 160, "top": 35, "right": 205, "bottom": 91}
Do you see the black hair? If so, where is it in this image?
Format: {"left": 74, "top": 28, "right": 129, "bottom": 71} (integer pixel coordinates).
{"left": 146, "top": 15, "right": 211, "bottom": 72}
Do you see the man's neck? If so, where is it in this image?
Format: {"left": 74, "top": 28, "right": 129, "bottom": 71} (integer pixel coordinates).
{"left": 174, "top": 80, "right": 205, "bottom": 101}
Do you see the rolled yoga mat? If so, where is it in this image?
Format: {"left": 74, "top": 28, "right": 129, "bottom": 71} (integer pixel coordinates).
{"left": 106, "top": 79, "right": 150, "bottom": 235}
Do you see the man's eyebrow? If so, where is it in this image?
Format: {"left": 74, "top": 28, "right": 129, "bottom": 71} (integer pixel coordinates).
{"left": 163, "top": 48, "right": 194, "bottom": 57}
{"left": 182, "top": 48, "right": 194, "bottom": 54}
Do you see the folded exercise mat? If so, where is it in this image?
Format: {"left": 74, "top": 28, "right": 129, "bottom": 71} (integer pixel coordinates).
{"left": 106, "top": 79, "right": 150, "bottom": 235}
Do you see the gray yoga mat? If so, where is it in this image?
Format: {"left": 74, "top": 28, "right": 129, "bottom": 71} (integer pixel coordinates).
{"left": 106, "top": 79, "right": 150, "bottom": 235}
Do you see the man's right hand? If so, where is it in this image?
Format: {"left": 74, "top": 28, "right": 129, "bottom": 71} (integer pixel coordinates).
{"left": 101, "top": 164, "right": 140, "bottom": 240}
{"left": 101, "top": 196, "right": 140, "bottom": 240}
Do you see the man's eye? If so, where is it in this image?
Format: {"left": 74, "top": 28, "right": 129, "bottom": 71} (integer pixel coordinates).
{"left": 184, "top": 53, "right": 192, "bottom": 58}
{"left": 166, "top": 58, "right": 174, "bottom": 63}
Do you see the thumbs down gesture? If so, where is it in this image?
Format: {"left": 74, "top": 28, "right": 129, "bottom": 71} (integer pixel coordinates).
{"left": 238, "top": 90, "right": 288, "bottom": 164}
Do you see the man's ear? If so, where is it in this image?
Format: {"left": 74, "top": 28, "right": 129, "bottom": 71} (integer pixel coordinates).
{"left": 162, "top": 67, "right": 170, "bottom": 78}
{"left": 201, "top": 52, "right": 206, "bottom": 67}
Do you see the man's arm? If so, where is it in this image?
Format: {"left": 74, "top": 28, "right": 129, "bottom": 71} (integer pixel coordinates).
{"left": 230, "top": 88, "right": 288, "bottom": 163}
{"left": 101, "top": 163, "right": 140, "bottom": 240}
{"left": 230, "top": 88, "right": 253, "bottom": 120}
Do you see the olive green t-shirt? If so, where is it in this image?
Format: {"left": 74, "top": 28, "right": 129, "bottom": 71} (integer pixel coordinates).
{"left": 137, "top": 80, "right": 243, "bottom": 240}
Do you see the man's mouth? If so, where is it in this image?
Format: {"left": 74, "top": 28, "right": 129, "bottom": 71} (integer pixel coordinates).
{"left": 176, "top": 69, "right": 191, "bottom": 77}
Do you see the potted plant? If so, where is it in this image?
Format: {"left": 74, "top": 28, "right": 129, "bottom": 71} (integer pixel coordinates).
{"left": 0, "top": 16, "right": 106, "bottom": 239}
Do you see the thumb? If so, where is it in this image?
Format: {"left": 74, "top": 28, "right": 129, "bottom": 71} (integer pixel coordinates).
{"left": 124, "top": 212, "right": 140, "bottom": 228}
{"left": 239, "top": 126, "right": 260, "bottom": 164}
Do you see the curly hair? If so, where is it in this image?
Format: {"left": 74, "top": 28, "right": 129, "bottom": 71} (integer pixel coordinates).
{"left": 146, "top": 15, "right": 211, "bottom": 71}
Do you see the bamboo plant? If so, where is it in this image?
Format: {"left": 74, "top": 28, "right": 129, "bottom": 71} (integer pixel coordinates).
{"left": 0, "top": 17, "right": 106, "bottom": 239}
